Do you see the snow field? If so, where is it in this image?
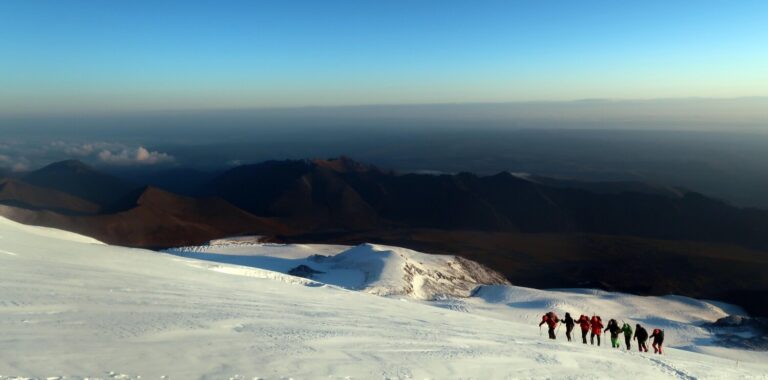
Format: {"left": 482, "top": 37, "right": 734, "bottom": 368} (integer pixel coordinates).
{"left": 1, "top": 217, "right": 767, "bottom": 379}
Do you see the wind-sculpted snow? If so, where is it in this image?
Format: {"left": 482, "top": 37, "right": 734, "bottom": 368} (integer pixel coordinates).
{"left": 168, "top": 241, "right": 510, "bottom": 300}
{"left": 313, "top": 243, "right": 511, "bottom": 299}
{"left": 2, "top": 217, "right": 768, "bottom": 379}
{"left": 179, "top": 258, "right": 324, "bottom": 287}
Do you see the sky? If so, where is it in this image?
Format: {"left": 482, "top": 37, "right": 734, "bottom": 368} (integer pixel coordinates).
{"left": 1, "top": 0, "right": 767, "bottom": 115}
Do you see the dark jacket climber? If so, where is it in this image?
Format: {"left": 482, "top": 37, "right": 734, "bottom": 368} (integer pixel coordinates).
{"left": 633, "top": 324, "right": 649, "bottom": 352}
{"left": 604, "top": 319, "right": 622, "bottom": 348}
{"left": 564, "top": 313, "right": 575, "bottom": 342}
{"left": 650, "top": 328, "right": 665, "bottom": 354}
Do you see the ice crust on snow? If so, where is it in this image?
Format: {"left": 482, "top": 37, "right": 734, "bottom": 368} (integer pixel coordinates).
{"left": 1, "top": 217, "right": 768, "bottom": 379}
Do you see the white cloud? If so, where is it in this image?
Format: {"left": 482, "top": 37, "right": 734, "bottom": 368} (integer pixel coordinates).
{"left": 49, "top": 141, "right": 120, "bottom": 157}
{"left": 98, "top": 146, "right": 175, "bottom": 166}
{"left": 1, "top": 141, "right": 175, "bottom": 169}
{"left": 65, "top": 143, "right": 96, "bottom": 156}
{"left": 0, "top": 154, "right": 31, "bottom": 172}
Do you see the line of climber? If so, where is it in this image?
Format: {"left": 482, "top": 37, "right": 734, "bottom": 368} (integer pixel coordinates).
{"left": 539, "top": 311, "right": 665, "bottom": 354}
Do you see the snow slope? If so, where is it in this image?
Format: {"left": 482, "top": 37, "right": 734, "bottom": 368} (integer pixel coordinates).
{"left": 1, "top": 217, "right": 767, "bottom": 379}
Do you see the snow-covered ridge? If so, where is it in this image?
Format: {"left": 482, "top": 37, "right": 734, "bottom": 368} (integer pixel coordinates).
{"left": 167, "top": 241, "right": 510, "bottom": 300}
{"left": 313, "top": 243, "right": 510, "bottom": 299}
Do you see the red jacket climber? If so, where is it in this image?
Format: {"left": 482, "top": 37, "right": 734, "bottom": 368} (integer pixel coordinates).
{"left": 589, "top": 316, "right": 604, "bottom": 346}
{"left": 576, "top": 314, "right": 591, "bottom": 344}
{"left": 539, "top": 311, "right": 560, "bottom": 340}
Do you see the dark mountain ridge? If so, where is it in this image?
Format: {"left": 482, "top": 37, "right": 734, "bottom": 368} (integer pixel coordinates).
{"left": 0, "top": 178, "right": 100, "bottom": 215}
{"left": 204, "top": 158, "right": 768, "bottom": 249}
{"left": 0, "top": 184, "right": 290, "bottom": 248}
{"left": 22, "top": 159, "right": 137, "bottom": 207}
{"left": 8, "top": 158, "right": 768, "bottom": 249}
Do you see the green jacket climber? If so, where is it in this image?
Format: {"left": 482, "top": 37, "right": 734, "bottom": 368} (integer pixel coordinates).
{"left": 621, "top": 323, "right": 633, "bottom": 350}
{"left": 621, "top": 323, "right": 633, "bottom": 337}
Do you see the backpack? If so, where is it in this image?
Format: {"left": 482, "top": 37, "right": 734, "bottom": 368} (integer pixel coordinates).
{"left": 546, "top": 311, "right": 559, "bottom": 323}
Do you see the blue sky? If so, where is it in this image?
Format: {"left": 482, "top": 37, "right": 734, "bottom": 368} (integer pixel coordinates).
{"left": 1, "top": 0, "right": 767, "bottom": 114}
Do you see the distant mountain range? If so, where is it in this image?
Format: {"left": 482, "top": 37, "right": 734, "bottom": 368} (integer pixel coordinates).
{"left": 196, "top": 157, "right": 768, "bottom": 248}
{"left": 1, "top": 157, "right": 767, "bottom": 316}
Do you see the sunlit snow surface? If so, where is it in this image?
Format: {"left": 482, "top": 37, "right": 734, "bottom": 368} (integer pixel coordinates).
{"left": 1, "top": 216, "right": 766, "bottom": 380}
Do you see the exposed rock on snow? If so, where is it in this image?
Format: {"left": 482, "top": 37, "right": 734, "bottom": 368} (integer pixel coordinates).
{"left": 706, "top": 315, "right": 768, "bottom": 350}
{"left": 208, "top": 235, "right": 266, "bottom": 245}
{"left": 287, "top": 264, "right": 325, "bottom": 279}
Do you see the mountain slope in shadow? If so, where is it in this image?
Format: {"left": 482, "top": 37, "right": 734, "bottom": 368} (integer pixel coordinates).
{"left": 22, "top": 160, "right": 137, "bottom": 207}
{"left": 0, "top": 178, "right": 100, "bottom": 215}
{"left": 1, "top": 186, "right": 290, "bottom": 248}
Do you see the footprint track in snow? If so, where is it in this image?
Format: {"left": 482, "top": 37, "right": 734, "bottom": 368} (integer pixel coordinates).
{"left": 647, "top": 357, "right": 698, "bottom": 380}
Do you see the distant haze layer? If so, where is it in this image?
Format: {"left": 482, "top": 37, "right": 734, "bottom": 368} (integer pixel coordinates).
{"left": 2, "top": 99, "right": 768, "bottom": 207}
